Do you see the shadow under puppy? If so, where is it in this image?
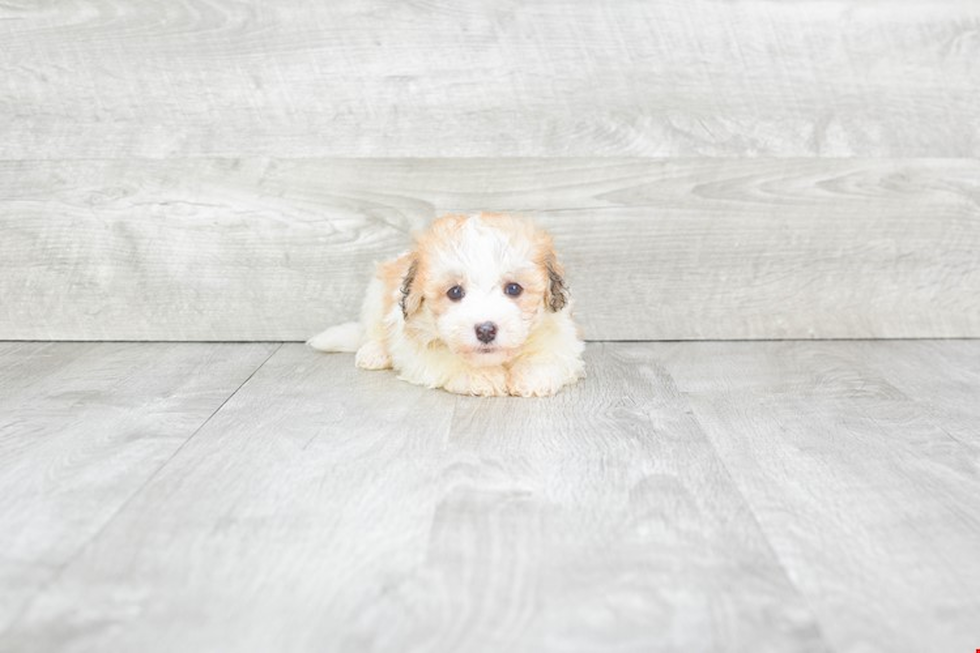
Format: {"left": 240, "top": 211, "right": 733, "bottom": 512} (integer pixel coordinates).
{"left": 309, "top": 212, "right": 585, "bottom": 396}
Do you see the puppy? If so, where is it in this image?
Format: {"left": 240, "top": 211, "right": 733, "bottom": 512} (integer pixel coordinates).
{"left": 308, "top": 213, "right": 585, "bottom": 397}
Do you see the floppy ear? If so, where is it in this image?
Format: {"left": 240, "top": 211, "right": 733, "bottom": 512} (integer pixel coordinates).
{"left": 399, "top": 257, "right": 423, "bottom": 319}
{"left": 544, "top": 254, "right": 569, "bottom": 312}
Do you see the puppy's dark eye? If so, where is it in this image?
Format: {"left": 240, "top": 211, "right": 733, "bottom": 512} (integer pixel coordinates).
{"left": 504, "top": 282, "right": 523, "bottom": 297}
{"left": 447, "top": 285, "right": 465, "bottom": 301}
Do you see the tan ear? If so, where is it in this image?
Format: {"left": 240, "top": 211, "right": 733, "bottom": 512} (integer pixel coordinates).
{"left": 544, "top": 254, "right": 569, "bottom": 312}
{"left": 398, "top": 257, "right": 423, "bottom": 319}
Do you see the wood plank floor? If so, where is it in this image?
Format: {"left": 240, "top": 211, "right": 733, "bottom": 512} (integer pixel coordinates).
{"left": 0, "top": 341, "right": 977, "bottom": 652}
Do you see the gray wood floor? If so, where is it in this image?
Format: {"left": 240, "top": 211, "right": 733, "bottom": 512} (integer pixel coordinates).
{"left": 1, "top": 340, "right": 977, "bottom": 652}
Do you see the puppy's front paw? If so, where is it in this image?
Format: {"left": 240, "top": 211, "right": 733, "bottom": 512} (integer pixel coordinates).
{"left": 443, "top": 368, "right": 508, "bottom": 397}
{"left": 355, "top": 341, "right": 391, "bottom": 370}
{"left": 507, "top": 363, "right": 580, "bottom": 397}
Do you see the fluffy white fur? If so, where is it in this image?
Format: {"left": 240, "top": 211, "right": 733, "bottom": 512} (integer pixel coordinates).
{"left": 308, "top": 213, "right": 585, "bottom": 397}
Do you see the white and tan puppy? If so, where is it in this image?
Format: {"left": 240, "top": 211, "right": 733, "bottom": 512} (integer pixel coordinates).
{"left": 308, "top": 212, "right": 585, "bottom": 397}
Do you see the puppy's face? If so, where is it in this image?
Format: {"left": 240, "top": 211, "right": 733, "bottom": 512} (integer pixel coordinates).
{"left": 400, "top": 214, "right": 568, "bottom": 367}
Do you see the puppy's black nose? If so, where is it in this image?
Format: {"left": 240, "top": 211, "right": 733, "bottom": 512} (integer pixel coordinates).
{"left": 475, "top": 322, "right": 497, "bottom": 344}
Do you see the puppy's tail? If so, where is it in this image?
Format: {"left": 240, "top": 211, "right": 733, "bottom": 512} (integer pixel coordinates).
{"left": 306, "top": 321, "right": 364, "bottom": 353}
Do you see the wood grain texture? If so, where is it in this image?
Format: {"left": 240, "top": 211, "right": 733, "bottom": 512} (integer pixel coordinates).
{"left": 2, "top": 157, "right": 979, "bottom": 340}
{"left": 861, "top": 340, "right": 980, "bottom": 448}
{"left": 1, "top": 0, "right": 978, "bottom": 158}
{"left": 0, "top": 342, "right": 278, "bottom": 633}
{"left": 658, "top": 340, "right": 980, "bottom": 653}
{"left": 0, "top": 343, "right": 828, "bottom": 653}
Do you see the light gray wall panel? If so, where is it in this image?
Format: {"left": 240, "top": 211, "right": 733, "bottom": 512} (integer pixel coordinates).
{"left": 1, "top": 0, "right": 978, "bottom": 158}
{"left": 2, "top": 158, "right": 977, "bottom": 340}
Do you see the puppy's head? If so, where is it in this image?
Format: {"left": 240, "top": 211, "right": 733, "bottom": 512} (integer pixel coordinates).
{"left": 399, "top": 213, "right": 568, "bottom": 367}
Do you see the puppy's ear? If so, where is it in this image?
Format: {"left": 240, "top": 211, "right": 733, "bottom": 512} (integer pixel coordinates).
{"left": 399, "top": 256, "right": 423, "bottom": 319}
{"left": 544, "top": 254, "right": 569, "bottom": 312}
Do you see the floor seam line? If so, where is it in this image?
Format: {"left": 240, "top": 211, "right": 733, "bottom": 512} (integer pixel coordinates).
{"left": 0, "top": 342, "right": 284, "bottom": 639}
{"left": 671, "top": 385, "right": 838, "bottom": 652}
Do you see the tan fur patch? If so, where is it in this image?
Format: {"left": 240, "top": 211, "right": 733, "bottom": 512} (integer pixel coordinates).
{"left": 377, "top": 252, "right": 415, "bottom": 320}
